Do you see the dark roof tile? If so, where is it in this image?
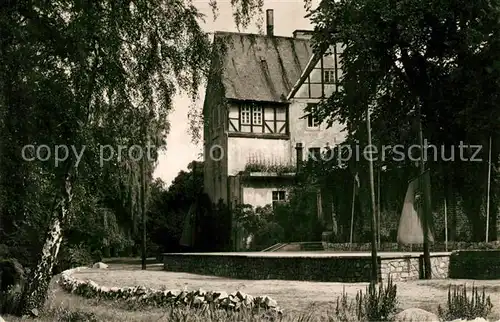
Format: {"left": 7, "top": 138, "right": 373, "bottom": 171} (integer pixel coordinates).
{"left": 213, "top": 32, "right": 312, "bottom": 102}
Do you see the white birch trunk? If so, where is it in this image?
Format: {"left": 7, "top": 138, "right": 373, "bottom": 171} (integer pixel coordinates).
{"left": 19, "top": 174, "right": 72, "bottom": 316}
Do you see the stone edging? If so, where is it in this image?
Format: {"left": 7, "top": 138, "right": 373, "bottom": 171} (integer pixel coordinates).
{"left": 58, "top": 267, "right": 282, "bottom": 313}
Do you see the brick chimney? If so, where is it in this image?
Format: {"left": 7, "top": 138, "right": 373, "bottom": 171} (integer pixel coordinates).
{"left": 266, "top": 9, "right": 274, "bottom": 36}
{"left": 295, "top": 143, "right": 303, "bottom": 172}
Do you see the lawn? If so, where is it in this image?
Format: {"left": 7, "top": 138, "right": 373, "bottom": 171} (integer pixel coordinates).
{"left": 4, "top": 284, "right": 182, "bottom": 322}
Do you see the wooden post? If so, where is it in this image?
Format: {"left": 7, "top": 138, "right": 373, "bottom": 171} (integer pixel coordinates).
{"left": 367, "top": 107, "right": 379, "bottom": 283}
{"left": 141, "top": 119, "right": 150, "bottom": 270}
{"left": 317, "top": 189, "right": 323, "bottom": 221}
{"left": 140, "top": 148, "right": 147, "bottom": 270}
{"left": 417, "top": 103, "right": 432, "bottom": 279}
{"left": 332, "top": 202, "right": 336, "bottom": 239}
{"left": 486, "top": 136, "right": 492, "bottom": 243}
{"left": 377, "top": 167, "right": 381, "bottom": 248}
{"left": 295, "top": 143, "right": 303, "bottom": 173}
{"left": 349, "top": 178, "right": 356, "bottom": 250}
{"left": 444, "top": 198, "right": 448, "bottom": 252}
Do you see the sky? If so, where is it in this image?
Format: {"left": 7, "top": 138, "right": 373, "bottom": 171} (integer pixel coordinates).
{"left": 153, "top": 0, "right": 319, "bottom": 187}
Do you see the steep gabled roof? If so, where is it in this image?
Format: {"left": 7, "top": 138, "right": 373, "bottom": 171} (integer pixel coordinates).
{"left": 209, "top": 31, "right": 313, "bottom": 103}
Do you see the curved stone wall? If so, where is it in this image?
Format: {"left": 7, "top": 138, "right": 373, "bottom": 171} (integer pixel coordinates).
{"left": 58, "top": 267, "right": 281, "bottom": 313}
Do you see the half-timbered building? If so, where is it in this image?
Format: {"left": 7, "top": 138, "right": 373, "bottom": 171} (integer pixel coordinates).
{"left": 203, "top": 9, "right": 345, "bottom": 222}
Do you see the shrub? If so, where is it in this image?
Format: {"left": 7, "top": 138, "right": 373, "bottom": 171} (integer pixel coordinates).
{"left": 165, "top": 306, "right": 283, "bottom": 322}
{"left": 356, "top": 278, "right": 398, "bottom": 321}
{"left": 0, "top": 258, "right": 26, "bottom": 315}
{"left": 53, "top": 308, "right": 99, "bottom": 322}
{"left": 438, "top": 284, "right": 493, "bottom": 320}
{"left": 91, "top": 250, "right": 103, "bottom": 263}
{"left": 334, "top": 278, "right": 398, "bottom": 322}
{"left": 250, "top": 222, "right": 284, "bottom": 251}
{"left": 53, "top": 243, "right": 93, "bottom": 274}
{"left": 334, "top": 288, "right": 363, "bottom": 322}
{"left": 0, "top": 244, "right": 10, "bottom": 258}
{"left": 0, "top": 258, "right": 25, "bottom": 293}
{"left": 40, "top": 305, "right": 344, "bottom": 322}
{"left": 0, "top": 283, "right": 23, "bottom": 315}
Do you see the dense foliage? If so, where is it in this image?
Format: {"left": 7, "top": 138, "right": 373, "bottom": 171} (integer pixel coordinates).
{"left": 0, "top": 0, "right": 259, "bottom": 314}
{"left": 303, "top": 0, "right": 500, "bottom": 242}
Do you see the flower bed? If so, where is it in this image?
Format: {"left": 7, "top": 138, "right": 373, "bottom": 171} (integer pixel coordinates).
{"left": 58, "top": 267, "right": 282, "bottom": 314}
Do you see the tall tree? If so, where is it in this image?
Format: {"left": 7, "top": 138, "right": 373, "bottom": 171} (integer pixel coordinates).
{"left": 1, "top": 0, "right": 268, "bottom": 313}
{"left": 0, "top": 0, "right": 216, "bottom": 315}
{"left": 308, "top": 0, "right": 500, "bottom": 242}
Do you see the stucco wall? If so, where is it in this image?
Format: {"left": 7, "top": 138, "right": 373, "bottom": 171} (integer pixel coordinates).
{"left": 225, "top": 99, "right": 347, "bottom": 177}
{"left": 242, "top": 187, "right": 275, "bottom": 208}
{"left": 204, "top": 97, "right": 346, "bottom": 206}
{"left": 226, "top": 137, "right": 290, "bottom": 176}
{"left": 241, "top": 180, "right": 293, "bottom": 207}
{"left": 288, "top": 98, "right": 346, "bottom": 164}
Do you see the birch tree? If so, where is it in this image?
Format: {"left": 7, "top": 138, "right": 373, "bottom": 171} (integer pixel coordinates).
{"left": 0, "top": 0, "right": 227, "bottom": 315}
{"left": 0, "top": 0, "right": 274, "bottom": 314}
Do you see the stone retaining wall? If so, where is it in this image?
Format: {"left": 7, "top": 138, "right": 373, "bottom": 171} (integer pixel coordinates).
{"left": 380, "top": 257, "right": 420, "bottom": 282}
{"left": 163, "top": 254, "right": 376, "bottom": 282}
{"left": 379, "top": 255, "right": 450, "bottom": 282}
{"left": 162, "top": 253, "right": 451, "bottom": 283}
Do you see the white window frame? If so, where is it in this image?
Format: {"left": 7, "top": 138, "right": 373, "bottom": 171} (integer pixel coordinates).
{"left": 306, "top": 103, "right": 320, "bottom": 128}
{"left": 241, "top": 106, "right": 251, "bottom": 125}
{"left": 252, "top": 106, "right": 262, "bottom": 125}
{"left": 323, "top": 69, "right": 335, "bottom": 84}
{"left": 307, "top": 114, "right": 320, "bottom": 128}
{"left": 272, "top": 190, "right": 286, "bottom": 206}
